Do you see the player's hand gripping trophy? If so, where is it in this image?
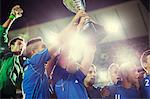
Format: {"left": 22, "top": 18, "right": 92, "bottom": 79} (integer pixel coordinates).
{"left": 63, "top": 0, "right": 106, "bottom": 43}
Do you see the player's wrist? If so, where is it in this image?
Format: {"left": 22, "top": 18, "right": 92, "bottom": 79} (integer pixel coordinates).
{"left": 9, "top": 14, "right": 16, "bottom": 20}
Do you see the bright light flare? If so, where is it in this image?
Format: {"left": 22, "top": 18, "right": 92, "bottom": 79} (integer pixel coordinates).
{"left": 68, "top": 34, "right": 89, "bottom": 62}
{"left": 115, "top": 46, "right": 139, "bottom": 65}
{"left": 45, "top": 32, "right": 60, "bottom": 47}
{"left": 103, "top": 17, "right": 122, "bottom": 34}
{"left": 97, "top": 70, "right": 109, "bottom": 84}
{"left": 45, "top": 31, "right": 90, "bottom": 62}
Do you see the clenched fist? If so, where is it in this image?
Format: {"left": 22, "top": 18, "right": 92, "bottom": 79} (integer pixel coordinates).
{"left": 10, "top": 5, "right": 23, "bottom": 19}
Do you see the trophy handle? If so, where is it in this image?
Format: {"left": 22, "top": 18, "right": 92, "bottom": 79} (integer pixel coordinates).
{"left": 63, "top": 0, "right": 86, "bottom": 13}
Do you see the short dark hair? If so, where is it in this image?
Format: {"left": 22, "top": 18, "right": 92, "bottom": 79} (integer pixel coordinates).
{"left": 27, "top": 37, "right": 42, "bottom": 46}
{"left": 8, "top": 37, "right": 24, "bottom": 47}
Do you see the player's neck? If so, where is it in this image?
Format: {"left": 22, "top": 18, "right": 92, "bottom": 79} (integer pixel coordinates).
{"left": 122, "top": 80, "right": 132, "bottom": 89}
{"left": 84, "top": 82, "right": 93, "bottom": 88}
{"left": 86, "top": 85, "right": 93, "bottom": 90}
{"left": 147, "top": 67, "right": 150, "bottom": 75}
{"left": 147, "top": 72, "right": 150, "bottom": 75}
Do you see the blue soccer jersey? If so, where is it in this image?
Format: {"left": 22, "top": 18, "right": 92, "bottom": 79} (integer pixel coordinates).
{"left": 108, "top": 84, "right": 140, "bottom": 99}
{"left": 23, "top": 48, "right": 51, "bottom": 99}
{"left": 53, "top": 64, "right": 88, "bottom": 99}
{"left": 140, "top": 75, "right": 150, "bottom": 99}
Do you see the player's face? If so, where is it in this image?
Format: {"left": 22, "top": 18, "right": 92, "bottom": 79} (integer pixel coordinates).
{"left": 138, "top": 70, "right": 145, "bottom": 81}
{"left": 146, "top": 55, "right": 150, "bottom": 71}
{"left": 85, "top": 66, "right": 96, "bottom": 85}
{"left": 128, "top": 67, "right": 139, "bottom": 84}
{"left": 35, "top": 41, "right": 46, "bottom": 53}
{"left": 11, "top": 40, "right": 25, "bottom": 55}
{"left": 146, "top": 55, "right": 150, "bottom": 64}
{"left": 110, "top": 66, "right": 121, "bottom": 84}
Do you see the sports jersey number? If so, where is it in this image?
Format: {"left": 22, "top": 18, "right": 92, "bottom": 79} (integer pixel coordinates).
{"left": 115, "top": 94, "right": 121, "bottom": 99}
{"left": 145, "top": 79, "right": 150, "bottom": 87}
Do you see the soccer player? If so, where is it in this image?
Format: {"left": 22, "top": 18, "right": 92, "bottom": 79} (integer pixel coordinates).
{"left": 22, "top": 11, "right": 91, "bottom": 99}
{"left": 111, "top": 62, "right": 141, "bottom": 99}
{"left": 84, "top": 64, "right": 102, "bottom": 98}
{"left": 23, "top": 37, "right": 53, "bottom": 99}
{"left": 52, "top": 45, "right": 96, "bottom": 99}
{"left": 108, "top": 63, "right": 121, "bottom": 85}
{"left": 49, "top": 13, "right": 97, "bottom": 98}
{"left": 0, "top": 5, "right": 25, "bottom": 98}
{"left": 140, "top": 49, "right": 150, "bottom": 98}
{"left": 101, "top": 63, "right": 121, "bottom": 99}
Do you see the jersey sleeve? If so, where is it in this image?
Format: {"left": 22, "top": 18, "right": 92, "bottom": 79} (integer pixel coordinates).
{"left": 30, "top": 48, "right": 51, "bottom": 66}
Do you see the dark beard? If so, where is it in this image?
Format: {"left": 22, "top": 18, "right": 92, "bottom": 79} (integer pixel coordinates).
{"left": 13, "top": 51, "right": 22, "bottom": 55}
{"left": 88, "top": 80, "right": 95, "bottom": 86}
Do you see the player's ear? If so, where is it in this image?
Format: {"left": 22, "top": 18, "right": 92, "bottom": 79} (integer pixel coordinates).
{"left": 10, "top": 44, "right": 15, "bottom": 51}
{"left": 31, "top": 50, "right": 36, "bottom": 55}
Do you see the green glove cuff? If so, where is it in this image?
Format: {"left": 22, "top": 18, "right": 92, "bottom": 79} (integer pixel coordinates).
{"left": 9, "top": 14, "right": 16, "bottom": 20}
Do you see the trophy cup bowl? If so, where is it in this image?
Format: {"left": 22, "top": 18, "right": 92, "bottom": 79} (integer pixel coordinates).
{"left": 63, "top": 0, "right": 86, "bottom": 13}
{"left": 63, "top": 0, "right": 107, "bottom": 43}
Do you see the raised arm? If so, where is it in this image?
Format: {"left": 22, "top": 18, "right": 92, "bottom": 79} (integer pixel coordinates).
{"left": 0, "top": 5, "right": 23, "bottom": 49}
{"left": 2, "top": 5, "right": 23, "bottom": 29}
{"left": 46, "top": 11, "right": 90, "bottom": 74}
{"left": 58, "top": 10, "right": 89, "bottom": 43}
{"left": 47, "top": 10, "right": 89, "bottom": 58}
{"left": 80, "top": 43, "right": 96, "bottom": 75}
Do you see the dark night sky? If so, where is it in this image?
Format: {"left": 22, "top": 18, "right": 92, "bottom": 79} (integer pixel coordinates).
{"left": 0, "top": 0, "right": 148, "bottom": 30}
